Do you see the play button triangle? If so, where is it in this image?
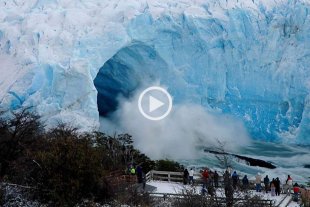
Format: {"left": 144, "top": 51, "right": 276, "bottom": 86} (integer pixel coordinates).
{"left": 149, "top": 95, "right": 165, "bottom": 113}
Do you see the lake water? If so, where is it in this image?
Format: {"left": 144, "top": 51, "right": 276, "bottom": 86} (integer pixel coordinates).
{"left": 179, "top": 141, "right": 310, "bottom": 185}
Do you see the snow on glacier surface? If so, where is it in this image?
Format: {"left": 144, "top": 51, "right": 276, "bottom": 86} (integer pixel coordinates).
{"left": 0, "top": 0, "right": 309, "bottom": 143}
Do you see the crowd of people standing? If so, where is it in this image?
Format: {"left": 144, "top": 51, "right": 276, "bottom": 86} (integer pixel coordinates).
{"left": 183, "top": 168, "right": 302, "bottom": 202}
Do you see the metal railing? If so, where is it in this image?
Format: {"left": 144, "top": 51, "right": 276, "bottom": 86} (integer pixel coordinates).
{"left": 147, "top": 170, "right": 265, "bottom": 186}
{"left": 146, "top": 170, "right": 275, "bottom": 207}
{"left": 149, "top": 192, "right": 274, "bottom": 207}
{"left": 146, "top": 170, "right": 204, "bottom": 183}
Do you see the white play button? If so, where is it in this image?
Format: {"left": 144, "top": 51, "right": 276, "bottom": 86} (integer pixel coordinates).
{"left": 149, "top": 96, "right": 165, "bottom": 112}
{"left": 138, "top": 86, "right": 173, "bottom": 121}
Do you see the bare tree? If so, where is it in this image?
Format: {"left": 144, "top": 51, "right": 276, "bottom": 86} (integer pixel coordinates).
{"left": 214, "top": 139, "right": 233, "bottom": 170}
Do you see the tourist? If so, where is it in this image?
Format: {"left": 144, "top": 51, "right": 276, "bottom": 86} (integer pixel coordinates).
{"left": 189, "top": 168, "right": 194, "bottom": 184}
{"left": 242, "top": 175, "right": 249, "bottom": 190}
{"left": 270, "top": 179, "right": 276, "bottom": 196}
{"left": 227, "top": 167, "right": 232, "bottom": 174}
{"left": 183, "top": 169, "right": 189, "bottom": 185}
{"left": 142, "top": 171, "right": 146, "bottom": 191}
{"left": 130, "top": 165, "right": 136, "bottom": 175}
{"left": 264, "top": 175, "right": 270, "bottom": 193}
{"left": 214, "top": 171, "right": 219, "bottom": 188}
{"left": 136, "top": 165, "right": 143, "bottom": 183}
{"left": 201, "top": 186, "right": 207, "bottom": 195}
{"left": 275, "top": 177, "right": 281, "bottom": 196}
{"left": 286, "top": 175, "right": 293, "bottom": 195}
{"left": 293, "top": 183, "right": 300, "bottom": 202}
{"left": 255, "top": 172, "right": 262, "bottom": 192}
{"left": 202, "top": 168, "right": 209, "bottom": 188}
{"left": 232, "top": 171, "right": 239, "bottom": 190}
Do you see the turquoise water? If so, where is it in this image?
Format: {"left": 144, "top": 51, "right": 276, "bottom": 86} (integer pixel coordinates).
{"left": 178, "top": 141, "right": 310, "bottom": 185}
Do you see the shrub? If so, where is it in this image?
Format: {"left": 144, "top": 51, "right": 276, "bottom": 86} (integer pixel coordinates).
{"left": 301, "top": 188, "right": 310, "bottom": 207}
{"left": 0, "top": 109, "right": 163, "bottom": 206}
{"left": 0, "top": 108, "right": 42, "bottom": 177}
{"left": 0, "top": 187, "right": 4, "bottom": 206}
{"left": 19, "top": 125, "right": 112, "bottom": 206}
{"left": 0, "top": 109, "right": 157, "bottom": 206}
{"left": 94, "top": 132, "right": 155, "bottom": 173}
{"left": 155, "top": 159, "right": 184, "bottom": 172}
{"left": 112, "top": 185, "right": 153, "bottom": 206}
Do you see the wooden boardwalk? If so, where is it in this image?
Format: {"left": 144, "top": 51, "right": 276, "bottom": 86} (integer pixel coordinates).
{"left": 146, "top": 170, "right": 275, "bottom": 207}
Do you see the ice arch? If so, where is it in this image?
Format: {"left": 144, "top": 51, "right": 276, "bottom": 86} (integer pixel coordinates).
{"left": 94, "top": 7, "right": 310, "bottom": 144}
{"left": 94, "top": 43, "right": 169, "bottom": 115}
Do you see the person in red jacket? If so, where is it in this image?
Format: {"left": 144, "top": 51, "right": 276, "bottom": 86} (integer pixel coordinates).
{"left": 293, "top": 183, "right": 300, "bottom": 202}
{"left": 202, "top": 169, "right": 209, "bottom": 189}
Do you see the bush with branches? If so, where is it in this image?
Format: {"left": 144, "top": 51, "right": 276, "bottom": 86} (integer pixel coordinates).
{"left": 0, "top": 187, "right": 3, "bottom": 206}
{"left": 0, "top": 108, "right": 42, "bottom": 177}
{"left": 155, "top": 159, "right": 184, "bottom": 172}
{"left": 301, "top": 188, "right": 310, "bottom": 207}
{"left": 0, "top": 109, "right": 157, "bottom": 206}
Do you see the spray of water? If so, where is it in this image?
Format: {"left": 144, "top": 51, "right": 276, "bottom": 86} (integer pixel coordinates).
{"left": 99, "top": 85, "right": 251, "bottom": 160}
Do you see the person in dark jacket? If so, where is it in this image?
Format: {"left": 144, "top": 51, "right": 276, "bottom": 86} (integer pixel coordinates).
{"left": 275, "top": 177, "right": 281, "bottom": 196}
{"left": 264, "top": 175, "right": 270, "bottom": 193}
{"left": 231, "top": 171, "right": 239, "bottom": 190}
{"left": 136, "top": 165, "right": 143, "bottom": 183}
{"left": 214, "top": 171, "right": 219, "bottom": 188}
{"left": 242, "top": 175, "right": 249, "bottom": 190}
{"left": 142, "top": 172, "right": 146, "bottom": 190}
{"left": 183, "top": 169, "right": 189, "bottom": 185}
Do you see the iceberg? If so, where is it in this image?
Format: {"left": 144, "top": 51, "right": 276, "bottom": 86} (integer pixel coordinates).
{"left": 0, "top": 0, "right": 309, "bottom": 144}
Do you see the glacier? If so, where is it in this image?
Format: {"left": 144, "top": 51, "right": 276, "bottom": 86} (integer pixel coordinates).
{"left": 0, "top": 0, "right": 309, "bottom": 144}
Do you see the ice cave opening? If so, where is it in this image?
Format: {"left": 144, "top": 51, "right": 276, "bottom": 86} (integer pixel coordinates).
{"left": 94, "top": 42, "right": 167, "bottom": 116}
{"left": 93, "top": 36, "right": 309, "bottom": 144}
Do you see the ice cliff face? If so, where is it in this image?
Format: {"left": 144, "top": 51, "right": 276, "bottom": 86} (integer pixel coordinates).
{"left": 0, "top": 0, "right": 309, "bottom": 143}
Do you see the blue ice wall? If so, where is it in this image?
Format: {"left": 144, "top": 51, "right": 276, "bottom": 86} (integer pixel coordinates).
{"left": 95, "top": 2, "right": 310, "bottom": 144}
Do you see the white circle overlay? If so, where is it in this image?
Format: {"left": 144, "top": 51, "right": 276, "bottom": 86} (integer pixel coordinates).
{"left": 138, "top": 86, "right": 173, "bottom": 121}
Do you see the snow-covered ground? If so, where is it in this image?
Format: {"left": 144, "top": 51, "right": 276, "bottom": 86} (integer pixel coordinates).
{"left": 287, "top": 200, "right": 301, "bottom": 207}
{"left": 147, "top": 181, "right": 301, "bottom": 207}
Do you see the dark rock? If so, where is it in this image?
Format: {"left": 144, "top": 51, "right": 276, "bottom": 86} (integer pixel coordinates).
{"left": 204, "top": 149, "right": 276, "bottom": 169}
